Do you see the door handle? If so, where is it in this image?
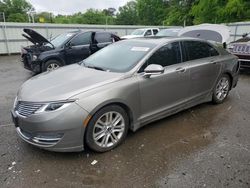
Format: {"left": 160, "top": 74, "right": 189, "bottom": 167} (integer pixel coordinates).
{"left": 176, "top": 67, "right": 186, "bottom": 73}
{"left": 210, "top": 59, "right": 217, "bottom": 64}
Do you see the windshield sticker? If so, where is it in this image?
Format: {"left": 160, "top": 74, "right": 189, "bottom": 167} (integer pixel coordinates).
{"left": 131, "top": 47, "right": 150, "bottom": 52}
{"left": 66, "top": 33, "right": 73, "bottom": 37}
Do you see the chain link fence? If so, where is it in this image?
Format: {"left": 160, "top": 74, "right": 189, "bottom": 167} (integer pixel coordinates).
{"left": 0, "top": 21, "right": 250, "bottom": 55}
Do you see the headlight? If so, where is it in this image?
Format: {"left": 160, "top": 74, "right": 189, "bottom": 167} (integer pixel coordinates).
{"left": 32, "top": 55, "right": 38, "bottom": 61}
{"left": 35, "top": 100, "right": 75, "bottom": 114}
{"left": 13, "top": 96, "right": 18, "bottom": 108}
{"left": 227, "top": 44, "right": 234, "bottom": 50}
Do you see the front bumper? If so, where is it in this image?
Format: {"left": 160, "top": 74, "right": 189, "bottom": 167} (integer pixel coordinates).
{"left": 11, "top": 102, "right": 89, "bottom": 152}
{"left": 239, "top": 59, "right": 250, "bottom": 69}
{"left": 21, "top": 53, "right": 42, "bottom": 73}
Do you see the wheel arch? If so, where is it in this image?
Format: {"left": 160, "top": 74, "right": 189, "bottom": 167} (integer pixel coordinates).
{"left": 88, "top": 101, "right": 134, "bottom": 131}
{"left": 42, "top": 56, "right": 66, "bottom": 71}
{"left": 222, "top": 71, "right": 233, "bottom": 90}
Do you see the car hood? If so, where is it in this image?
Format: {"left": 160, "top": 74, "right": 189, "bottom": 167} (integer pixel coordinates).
{"left": 23, "top": 28, "right": 51, "bottom": 46}
{"left": 121, "top": 35, "right": 142, "bottom": 39}
{"left": 178, "top": 24, "right": 231, "bottom": 43}
{"left": 18, "top": 64, "right": 125, "bottom": 102}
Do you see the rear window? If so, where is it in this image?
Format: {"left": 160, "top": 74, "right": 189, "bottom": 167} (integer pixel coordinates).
{"left": 94, "top": 33, "right": 112, "bottom": 43}
{"left": 183, "top": 41, "right": 219, "bottom": 61}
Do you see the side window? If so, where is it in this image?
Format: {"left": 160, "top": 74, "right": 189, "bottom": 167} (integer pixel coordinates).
{"left": 139, "top": 42, "right": 181, "bottom": 72}
{"left": 144, "top": 30, "right": 152, "bottom": 36}
{"left": 94, "top": 33, "right": 112, "bottom": 44}
{"left": 183, "top": 41, "right": 218, "bottom": 61}
{"left": 153, "top": 29, "right": 159, "bottom": 35}
{"left": 208, "top": 45, "right": 219, "bottom": 56}
{"left": 70, "top": 32, "right": 91, "bottom": 46}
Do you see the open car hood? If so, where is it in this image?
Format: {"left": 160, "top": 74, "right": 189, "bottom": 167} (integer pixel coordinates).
{"left": 178, "top": 24, "right": 231, "bottom": 43}
{"left": 23, "top": 28, "right": 51, "bottom": 45}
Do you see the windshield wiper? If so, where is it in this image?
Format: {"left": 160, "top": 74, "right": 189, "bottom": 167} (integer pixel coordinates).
{"left": 81, "top": 61, "right": 106, "bottom": 71}
{"left": 86, "top": 65, "right": 106, "bottom": 71}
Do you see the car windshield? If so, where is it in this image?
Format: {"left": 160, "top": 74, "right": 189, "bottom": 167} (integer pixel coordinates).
{"left": 49, "top": 32, "right": 76, "bottom": 48}
{"left": 156, "top": 29, "right": 180, "bottom": 37}
{"left": 82, "top": 40, "right": 156, "bottom": 73}
{"left": 131, "top": 29, "right": 146, "bottom": 35}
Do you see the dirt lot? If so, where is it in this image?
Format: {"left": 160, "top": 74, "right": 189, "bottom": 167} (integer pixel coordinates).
{"left": 0, "top": 55, "right": 249, "bottom": 188}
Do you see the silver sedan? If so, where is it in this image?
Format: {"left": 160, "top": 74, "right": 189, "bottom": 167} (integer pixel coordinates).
{"left": 11, "top": 37, "right": 239, "bottom": 152}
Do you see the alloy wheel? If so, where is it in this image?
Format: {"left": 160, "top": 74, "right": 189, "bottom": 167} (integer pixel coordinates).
{"left": 93, "top": 111, "right": 125, "bottom": 148}
{"left": 215, "top": 77, "right": 230, "bottom": 101}
{"left": 47, "top": 63, "right": 60, "bottom": 71}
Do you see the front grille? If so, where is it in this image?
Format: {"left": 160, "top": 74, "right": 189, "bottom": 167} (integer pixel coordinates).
{"left": 15, "top": 101, "right": 44, "bottom": 117}
{"left": 233, "top": 44, "right": 250, "bottom": 54}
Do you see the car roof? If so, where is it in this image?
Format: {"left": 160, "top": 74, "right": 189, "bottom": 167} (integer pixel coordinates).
{"left": 127, "top": 36, "right": 209, "bottom": 45}
{"left": 135, "top": 28, "right": 159, "bottom": 30}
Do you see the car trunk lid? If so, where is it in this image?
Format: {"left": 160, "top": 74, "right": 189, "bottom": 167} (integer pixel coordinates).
{"left": 178, "top": 24, "right": 231, "bottom": 44}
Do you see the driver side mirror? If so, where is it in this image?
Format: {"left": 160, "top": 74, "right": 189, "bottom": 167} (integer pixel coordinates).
{"left": 65, "top": 42, "right": 72, "bottom": 49}
{"left": 144, "top": 64, "right": 164, "bottom": 78}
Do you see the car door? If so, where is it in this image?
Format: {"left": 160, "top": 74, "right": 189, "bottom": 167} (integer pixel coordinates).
{"left": 64, "top": 32, "right": 92, "bottom": 64}
{"left": 137, "top": 42, "right": 190, "bottom": 122}
{"left": 153, "top": 29, "right": 159, "bottom": 36}
{"left": 182, "top": 41, "right": 222, "bottom": 100}
{"left": 90, "top": 32, "right": 113, "bottom": 54}
{"left": 144, "top": 29, "right": 153, "bottom": 37}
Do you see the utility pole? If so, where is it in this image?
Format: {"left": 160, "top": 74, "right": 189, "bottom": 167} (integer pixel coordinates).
{"left": 0, "top": 12, "right": 10, "bottom": 55}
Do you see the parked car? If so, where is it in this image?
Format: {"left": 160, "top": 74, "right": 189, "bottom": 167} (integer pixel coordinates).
{"left": 12, "top": 37, "right": 239, "bottom": 152}
{"left": 21, "top": 29, "right": 120, "bottom": 73}
{"left": 228, "top": 33, "right": 250, "bottom": 69}
{"left": 156, "top": 28, "right": 182, "bottom": 37}
{"left": 121, "top": 28, "right": 159, "bottom": 39}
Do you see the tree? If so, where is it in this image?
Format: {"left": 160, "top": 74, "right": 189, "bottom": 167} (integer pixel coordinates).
{"left": 163, "top": 0, "right": 195, "bottom": 26}
{"left": 0, "top": 0, "right": 32, "bottom": 22}
{"left": 35, "top": 12, "right": 54, "bottom": 23}
{"left": 220, "top": 0, "right": 250, "bottom": 23}
{"left": 136, "top": 0, "right": 167, "bottom": 25}
{"left": 103, "top": 7, "right": 116, "bottom": 16}
{"left": 116, "top": 1, "right": 139, "bottom": 25}
{"left": 191, "top": 0, "right": 222, "bottom": 24}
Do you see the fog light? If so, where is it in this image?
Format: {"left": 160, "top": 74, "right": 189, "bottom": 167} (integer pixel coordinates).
{"left": 32, "top": 55, "right": 38, "bottom": 61}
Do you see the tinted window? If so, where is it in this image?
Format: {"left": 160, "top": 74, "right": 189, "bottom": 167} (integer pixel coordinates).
{"left": 139, "top": 42, "right": 181, "bottom": 72}
{"left": 70, "top": 32, "right": 91, "bottom": 46}
{"left": 208, "top": 45, "right": 219, "bottom": 56}
{"left": 145, "top": 30, "right": 152, "bottom": 36}
{"left": 153, "top": 29, "right": 159, "bottom": 35}
{"left": 94, "top": 33, "right": 112, "bottom": 43}
{"left": 148, "top": 42, "right": 181, "bottom": 67}
{"left": 183, "top": 41, "right": 219, "bottom": 61}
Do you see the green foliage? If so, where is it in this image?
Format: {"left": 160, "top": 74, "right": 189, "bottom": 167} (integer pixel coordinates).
{"left": 0, "top": 0, "right": 32, "bottom": 22}
{"left": 116, "top": 1, "right": 139, "bottom": 25}
{"left": 137, "top": 0, "right": 167, "bottom": 25}
{"left": 35, "top": 12, "right": 54, "bottom": 23}
{"left": 1, "top": 0, "right": 250, "bottom": 25}
{"left": 7, "top": 12, "right": 26, "bottom": 22}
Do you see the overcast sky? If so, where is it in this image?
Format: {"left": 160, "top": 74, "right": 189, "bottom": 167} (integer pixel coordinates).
{"left": 27, "top": 0, "right": 130, "bottom": 15}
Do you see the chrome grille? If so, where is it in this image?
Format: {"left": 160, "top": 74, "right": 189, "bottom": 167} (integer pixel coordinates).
{"left": 233, "top": 44, "right": 250, "bottom": 54}
{"left": 15, "top": 101, "right": 44, "bottom": 117}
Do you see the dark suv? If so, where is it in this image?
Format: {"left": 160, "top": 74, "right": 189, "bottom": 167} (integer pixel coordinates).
{"left": 21, "top": 29, "right": 120, "bottom": 73}
{"left": 228, "top": 34, "right": 250, "bottom": 69}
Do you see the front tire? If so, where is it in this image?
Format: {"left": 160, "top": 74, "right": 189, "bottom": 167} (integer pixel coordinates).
{"left": 212, "top": 74, "right": 231, "bottom": 104}
{"left": 85, "top": 105, "right": 129, "bottom": 152}
{"left": 43, "top": 60, "right": 62, "bottom": 72}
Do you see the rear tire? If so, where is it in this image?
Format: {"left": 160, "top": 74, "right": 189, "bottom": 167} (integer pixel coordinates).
{"left": 43, "top": 60, "right": 62, "bottom": 72}
{"left": 85, "top": 105, "right": 129, "bottom": 152}
{"left": 212, "top": 74, "right": 231, "bottom": 104}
